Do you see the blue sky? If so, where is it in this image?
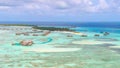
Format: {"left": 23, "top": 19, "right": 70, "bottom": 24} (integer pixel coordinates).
{"left": 0, "top": 0, "right": 120, "bottom": 23}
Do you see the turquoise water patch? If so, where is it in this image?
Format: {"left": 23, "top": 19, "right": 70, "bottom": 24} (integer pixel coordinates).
{"left": 0, "top": 26, "right": 120, "bottom": 68}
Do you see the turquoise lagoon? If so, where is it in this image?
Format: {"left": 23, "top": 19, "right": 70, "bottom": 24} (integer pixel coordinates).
{"left": 0, "top": 26, "right": 120, "bottom": 68}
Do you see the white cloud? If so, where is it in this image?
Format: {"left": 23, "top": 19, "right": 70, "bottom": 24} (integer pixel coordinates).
{"left": 99, "top": 0, "right": 109, "bottom": 9}
{"left": 0, "top": 6, "right": 11, "bottom": 10}
{"left": 0, "top": 0, "right": 119, "bottom": 15}
{"left": 53, "top": 0, "right": 69, "bottom": 9}
{"left": 69, "top": 0, "right": 82, "bottom": 5}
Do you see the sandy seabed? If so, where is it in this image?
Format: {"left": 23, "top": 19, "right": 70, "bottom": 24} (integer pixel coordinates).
{"left": 0, "top": 26, "right": 120, "bottom": 68}
{"left": 72, "top": 40, "right": 117, "bottom": 45}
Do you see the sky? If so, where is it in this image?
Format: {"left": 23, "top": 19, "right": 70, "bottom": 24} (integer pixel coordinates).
{"left": 0, "top": 0, "right": 120, "bottom": 23}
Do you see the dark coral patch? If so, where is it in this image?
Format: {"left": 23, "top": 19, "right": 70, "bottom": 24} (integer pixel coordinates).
{"left": 98, "top": 43, "right": 116, "bottom": 47}
{"left": 95, "top": 38, "right": 119, "bottom": 42}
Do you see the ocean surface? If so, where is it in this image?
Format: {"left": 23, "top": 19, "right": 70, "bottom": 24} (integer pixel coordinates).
{"left": 74, "top": 27, "right": 120, "bottom": 33}
{"left": 1, "top": 22, "right": 120, "bottom": 28}
{"left": 0, "top": 23, "right": 120, "bottom": 68}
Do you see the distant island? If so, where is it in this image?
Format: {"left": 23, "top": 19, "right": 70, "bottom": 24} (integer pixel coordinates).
{"left": 0, "top": 24, "right": 73, "bottom": 31}
{"left": 32, "top": 26, "right": 73, "bottom": 31}
{"left": 0, "top": 24, "right": 33, "bottom": 26}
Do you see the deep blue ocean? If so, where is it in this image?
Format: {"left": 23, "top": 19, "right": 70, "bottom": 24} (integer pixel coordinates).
{"left": 1, "top": 22, "right": 120, "bottom": 28}
{"left": 34, "top": 22, "right": 120, "bottom": 28}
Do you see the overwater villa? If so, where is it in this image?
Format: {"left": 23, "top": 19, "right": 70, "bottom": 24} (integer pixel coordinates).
{"left": 20, "top": 40, "right": 33, "bottom": 46}
{"left": 94, "top": 34, "right": 100, "bottom": 37}
{"left": 32, "top": 34, "right": 39, "bottom": 36}
{"left": 81, "top": 34, "right": 87, "bottom": 37}
{"left": 42, "top": 30, "right": 51, "bottom": 36}
{"left": 16, "top": 33, "right": 22, "bottom": 35}
{"left": 32, "top": 29, "right": 38, "bottom": 31}
{"left": 103, "top": 32, "right": 110, "bottom": 36}
{"left": 0, "top": 26, "right": 32, "bottom": 31}
{"left": 67, "top": 34, "right": 73, "bottom": 37}
{"left": 23, "top": 33, "right": 30, "bottom": 36}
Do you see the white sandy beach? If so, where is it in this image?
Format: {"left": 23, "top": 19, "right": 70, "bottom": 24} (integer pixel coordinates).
{"left": 109, "top": 46, "right": 120, "bottom": 48}
{"left": 23, "top": 48, "right": 81, "bottom": 52}
{"left": 56, "top": 31, "right": 84, "bottom": 35}
{"left": 72, "top": 40, "right": 117, "bottom": 45}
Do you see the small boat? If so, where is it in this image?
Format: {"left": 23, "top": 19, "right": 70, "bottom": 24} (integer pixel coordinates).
{"left": 67, "top": 35, "right": 73, "bottom": 37}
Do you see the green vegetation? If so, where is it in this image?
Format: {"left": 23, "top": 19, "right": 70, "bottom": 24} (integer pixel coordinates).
{"left": 32, "top": 26, "right": 73, "bottom": 31}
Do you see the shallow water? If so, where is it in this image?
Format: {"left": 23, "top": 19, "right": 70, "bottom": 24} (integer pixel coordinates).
{"left": 0, "top": 27, "right": 120, "bottom": 68}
